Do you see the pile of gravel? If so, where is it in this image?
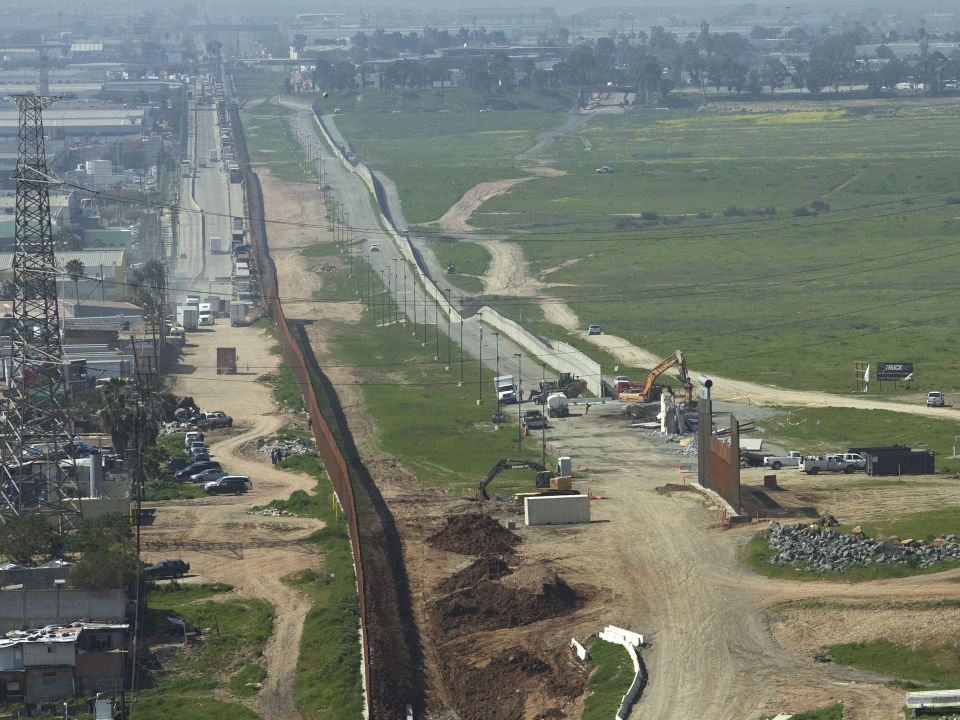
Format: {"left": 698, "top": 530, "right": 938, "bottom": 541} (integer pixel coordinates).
{"left": 767, "top": 521, "right": 960, "bottom": 573}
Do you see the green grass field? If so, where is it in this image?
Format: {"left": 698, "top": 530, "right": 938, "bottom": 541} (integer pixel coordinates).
{"left": 240, "top": 101, "right": 313, "bottom": 182}
{"left": 332, "top": 91, "right": 573, "bottom": 224}
{"left": 830, "top": 639, "right": 960, "bottom": 690}
{"left": 332, "top": 94, "right": 960, "bottom": 394}
{"left": 581, "top": 639, "right": 637, "bottom": 720}
{"left": 132, "top": 584, "right": 272, "bottom": 720}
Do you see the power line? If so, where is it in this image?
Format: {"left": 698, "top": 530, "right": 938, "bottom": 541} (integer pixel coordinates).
{"left": 63, "top": 177, "right": 960, "bottom": 244}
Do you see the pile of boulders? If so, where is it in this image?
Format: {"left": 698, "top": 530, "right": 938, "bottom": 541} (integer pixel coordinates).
{"left": 768, "top": 521, "right": 960, "bottom": 573}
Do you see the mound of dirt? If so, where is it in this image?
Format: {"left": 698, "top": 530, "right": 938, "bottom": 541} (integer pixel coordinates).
{"left": 441, "top": 647, "right": 585, "bottom": 720}
{"left": 430, "top": 563, "right": 583, "bottom": 633}
{"left": 435, "top": 556, "right": 511, "bottom": 595}
{"left": 427, "top": 513, "right": 520, "bottom": 556}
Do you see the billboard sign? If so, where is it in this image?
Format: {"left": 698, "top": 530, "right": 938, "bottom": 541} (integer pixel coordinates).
{"left": 876, "top": 362, "right": 913, "bottom": 381}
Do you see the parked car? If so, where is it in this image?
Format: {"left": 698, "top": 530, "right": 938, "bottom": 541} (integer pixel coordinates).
{"left": 168, "top": 457, "right": 192, "bottom": 473}
{"left": 369, "top": 243, "right": 380, "bottom": 252}
{"left": 184, "top": 431, "right": 204, "bottom": 447}
{"left": 595, "top": 165, "right": 614, "bottom": 174}
{"left": 190, "top": 445, "right": 210, "bottom": 459}
{"left": 190, "top": 468, "right": 227, "bottom": 484}
{"left": 762, "top": 451, "right": 803, "bottom": 470}
{"left": 197, "top": 411, "right": 233, "bottom": 429}
{"left": 800, "top": 453, "right": 866, "bottom": 475}
{"left": 204, "top": 476, "right": 252, "bottom": 495}
{"left": 176, "top": 460, "right": 221, "bottom": 480}
{"left": 587, "top": 324, "right": 602, "bottom": 335}
{"left": 144, "top": 559, "right": 190, "bottom": 580}
{"left": 927, "top": 391, "right": 946, "bottom": 407}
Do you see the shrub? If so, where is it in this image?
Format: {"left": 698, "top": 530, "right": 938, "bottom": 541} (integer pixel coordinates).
{"left": 793, "top": 206, "right": 812, "bottom": 216}
{"left": 810, "top": 199, "right": 831, "bottom": 212}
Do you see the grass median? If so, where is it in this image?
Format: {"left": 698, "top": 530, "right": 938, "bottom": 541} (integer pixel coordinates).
{"left": 580, "top": 639, "right": 637, "bottom": 720}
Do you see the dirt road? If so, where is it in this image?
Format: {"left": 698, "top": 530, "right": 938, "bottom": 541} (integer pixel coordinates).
{"left": 144, "top": 320, "right": 323, "bottom": 720}
{"left": 536, "top": 403, "right": 960, "bottom": 719}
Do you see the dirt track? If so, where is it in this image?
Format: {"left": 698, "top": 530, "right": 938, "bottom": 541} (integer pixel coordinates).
{"left": 537, "top": 404, "right": 960, "bottom": 719}
{"left": 144, "top": 320, "right": 322, "bottom": 720}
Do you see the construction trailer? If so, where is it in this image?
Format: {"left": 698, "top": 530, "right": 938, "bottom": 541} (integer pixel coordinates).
{"left": 216, "top": 347, "right": 237, "bottom": 375}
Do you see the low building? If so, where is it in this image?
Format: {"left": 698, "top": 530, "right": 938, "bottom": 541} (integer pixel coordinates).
{"left": 0, "top": 622, "right": 128, "bottom": 702}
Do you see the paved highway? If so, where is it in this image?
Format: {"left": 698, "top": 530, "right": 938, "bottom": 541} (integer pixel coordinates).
{"left": 174, "top": 78, "right": 245, "bottom": 305}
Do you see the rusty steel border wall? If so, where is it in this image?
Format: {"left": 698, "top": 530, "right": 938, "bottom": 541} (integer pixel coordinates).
{"left": 238, "top": 147, "right": 371, "bottom": 712}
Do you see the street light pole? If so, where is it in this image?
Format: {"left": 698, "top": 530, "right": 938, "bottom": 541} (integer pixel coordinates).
{"left": 392, "top": 258, "right": 399, "bottom": 324}
{"left": 434, "top": 292, "right": 440, "bottom": 358}
{"left": 478, "top": 318, "right": 484, "bottom": 402}
{"left": 445, "top": 288, "right": 452, "bottom": 369}
{"left": 459, "top": 296, "right": 464, "bottom": 386}
{"left": 403, "top": 265, "right": 408, "bottom": 325}
{"left": 541, "top": 362, "right": 547, "bottom": 465}
{"left": 515, "top": 353, "right": 523, "bottom": 452}
{"left": 494, "top": 331, "right": 500, "bottom": 422}
{"left": 411, "top": 264, "right": 418, "bottom": 334}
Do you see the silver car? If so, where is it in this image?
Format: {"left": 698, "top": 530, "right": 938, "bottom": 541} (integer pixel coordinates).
{"left": 189, "top": 467, "right": 226, "bottom": 484}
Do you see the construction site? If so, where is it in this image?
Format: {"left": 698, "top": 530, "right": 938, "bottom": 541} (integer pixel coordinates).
{"left": 3, "top": 41, "right": 960, "bottom": 720}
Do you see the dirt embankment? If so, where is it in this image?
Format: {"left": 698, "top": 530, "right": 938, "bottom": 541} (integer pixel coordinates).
{"left": 418, "top": 512, "right": 589, "bottom": 720}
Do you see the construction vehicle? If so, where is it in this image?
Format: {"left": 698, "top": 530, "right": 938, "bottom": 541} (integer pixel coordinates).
{"left": 532, "top": 372, "right": 587, "bottom": 403}
{"left": 615, "top": 350, "right": 694, "bottom": 404}
{"left": 477, "top": 457, "right": 574, "bottom": 500}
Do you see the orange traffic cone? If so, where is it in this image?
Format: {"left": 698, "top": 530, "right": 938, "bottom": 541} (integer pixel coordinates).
{"left": 524, "top": 425, "right": 531, "bottom": 437}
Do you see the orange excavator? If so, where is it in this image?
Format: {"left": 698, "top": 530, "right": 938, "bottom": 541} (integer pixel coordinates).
{"left": 615, "top": 350, "right": 694, "bottom": 404}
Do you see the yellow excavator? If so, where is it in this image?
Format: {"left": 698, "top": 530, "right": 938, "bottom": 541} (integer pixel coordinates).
{"left": 615, "top": 350, "right": 694, "bottom": 404}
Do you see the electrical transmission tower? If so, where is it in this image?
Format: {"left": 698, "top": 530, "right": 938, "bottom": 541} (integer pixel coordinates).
{"left": 0, "top": 94, "right": 78, "bottom": 525}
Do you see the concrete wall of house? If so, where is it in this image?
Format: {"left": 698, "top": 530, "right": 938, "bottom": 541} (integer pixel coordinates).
{"left": 23, "top": 642, "right": 76, "bottom": 667}
{"left": 24, "top": 666, "right": 73, "bottom": 702}
{"left": 0, "top": 590, "right": 126, "bottom": 632}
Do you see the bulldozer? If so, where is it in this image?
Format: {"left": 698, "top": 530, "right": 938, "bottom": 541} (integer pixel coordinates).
{"left": 477, "top": 458, "right": 574, "bottom": 500}
{"left": 615, "top": 350, "right": 694, "bottom": 404}
{"left": 530, "top": 372, "right": 587, "bottom": 403}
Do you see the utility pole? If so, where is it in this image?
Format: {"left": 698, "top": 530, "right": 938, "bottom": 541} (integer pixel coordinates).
{"left": 459, "top": 297, "right": 464, "bottom": 386}
{"left": 411, "top": 264, "right": 417, "bottom": 334}
{"left": 434, "top": 293, "right": 439, "bottom": 358}
{"left": 515, "top": 353, "right": 523, "bottom": 452}
{"left": 444, "top": 288, "right": 452, "bottom": 369}
{"left": 478, "top": 318, "right": 483, "bottom": 401}
{"left": 494, "top": 332, "right": 500, "bottom": 422}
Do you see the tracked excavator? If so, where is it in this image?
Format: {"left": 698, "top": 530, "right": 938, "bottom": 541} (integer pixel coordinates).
{"left": 477, "top": 460, "right": 552, "bottom": 500}
{"left": 615, "top": 350, "right": 695, "bottom": 404}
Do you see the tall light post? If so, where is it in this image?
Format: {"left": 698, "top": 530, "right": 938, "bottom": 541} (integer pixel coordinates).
{"left": 411, "top": 264, "right": 418, "bottom": 334}
{"left": 379, "top": 269, "right": 386, "bottom": 327}
{"left": 459, "top": 297, "right": 464, "bottom": 386}
{"left": 392, "top": 258, "right": 399, "bottom": 324}
{"left": 541, "top": 362, "right": 547, "bottom": 465}
{"left": 515, "top": 353, "right": 523, "bottom": 452}
{"left": 402, "top": 264, "right": 408, "bottom": 325}
{"left": 478, "top": 315, "right": 483, "bottom": 402}
{"left": 444, "top": 288, "right": 452, "bottom": 369}
{"left": 434, "top": 292, "right": 440, "bottom": 358}
{"left": 494, "top": 331, "right": 501, "bottom": 422}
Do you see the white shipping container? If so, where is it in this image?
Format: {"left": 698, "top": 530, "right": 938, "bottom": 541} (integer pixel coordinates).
{"left": 524, "top": 494, "right": 590, "bottom": 526}
{"left": 229, "top": 301, "right": 247, "bottom": 327}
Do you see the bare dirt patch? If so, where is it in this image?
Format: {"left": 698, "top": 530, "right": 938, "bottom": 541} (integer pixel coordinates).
{"left": 481, "top": 239, "right": 545, "bottom": 297}
{"left": 771, "top": 602, "right": 960, "bottom": 655}
{"left": 435, "top": 178, "right": 533, "bottom": 234}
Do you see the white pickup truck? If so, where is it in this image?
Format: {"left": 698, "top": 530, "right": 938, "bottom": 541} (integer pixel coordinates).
{"left": 762, "top": 451, "right": 803, "bottom": 470}
{"left": 800, "top": 453, "right": 866, "bottom": 475}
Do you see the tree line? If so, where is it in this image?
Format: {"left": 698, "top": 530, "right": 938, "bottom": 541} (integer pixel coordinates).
{"left": 309, "top": 21, "right": 960, "bottom": 101}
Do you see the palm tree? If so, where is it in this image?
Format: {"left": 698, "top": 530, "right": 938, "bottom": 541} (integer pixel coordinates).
{"left": 64, "top": 259, "right": 84, "bottom": 312}
{"left": 96, "top": 378, "right": 135, "bottom": 453}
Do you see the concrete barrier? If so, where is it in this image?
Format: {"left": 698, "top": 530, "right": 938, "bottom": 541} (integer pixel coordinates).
{"left": 571, "top": 637, "right": 590, "bottom": 661}
{"left": 313, "top": 110, "right": 606, "bottom": 394}
{"left": 598, "top": 625, "right": 645, "bottom": 720}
